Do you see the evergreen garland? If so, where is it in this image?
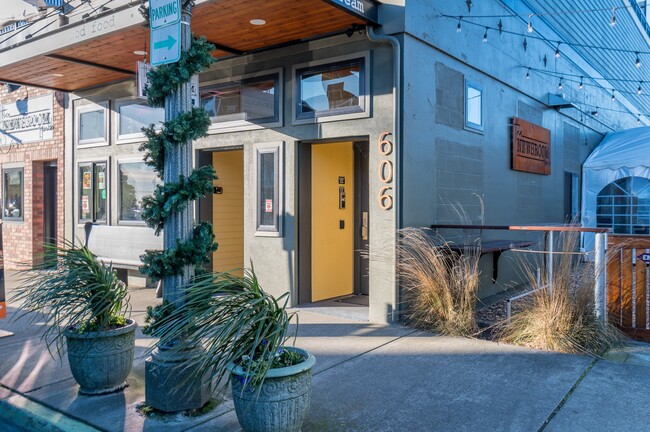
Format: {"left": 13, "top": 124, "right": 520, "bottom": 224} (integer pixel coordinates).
{"left": 139, "top": 36, "right": 218, "bottom": 282}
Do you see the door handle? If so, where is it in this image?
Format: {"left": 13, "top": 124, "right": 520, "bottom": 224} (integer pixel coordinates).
{"left": 361, "top": 211, "right": 369, "bottom": 240}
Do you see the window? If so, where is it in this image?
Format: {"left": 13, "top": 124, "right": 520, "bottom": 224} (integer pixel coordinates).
{"left": 597, "top": 176, "right": 650, "bottom": 234}
{"left": 116, "top": 100, "right": 164, "bottom": 141}
{"left": 3, "top": 168, "right": 23, "bottom": 221}
{"left": 295, "top": 57, "right": 367, "bottom": 122}
{"left": 119, "top": 162, "right": 160, "bottom": 222}
{"left": 79, "top": 162, "right": 107, "bottom": 223}
{"left": 200, "top": 72, "right": 280, "bottom": 129}
{"left": 255, "top": 143, "right": 283, "bottom": 236}
{"left": 465, "top": 80, "right": 483, "bottom": 131}
{"left": 77, "top": 101, "right": 108, "bottom": 146}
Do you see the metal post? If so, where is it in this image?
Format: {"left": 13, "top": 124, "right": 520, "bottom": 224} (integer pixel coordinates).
{"left": 546, "top": 231, "right": 553, "bottom": 295}
{"left": 594, "top": 232, "right": 606, "bottom": 322}
{"left": 162, "top": 8, "right": 193, "bottom": 306}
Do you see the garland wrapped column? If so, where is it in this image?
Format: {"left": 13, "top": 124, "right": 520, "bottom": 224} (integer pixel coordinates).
{"left": 138, "top": 13, "right": 217, "bottom": 306}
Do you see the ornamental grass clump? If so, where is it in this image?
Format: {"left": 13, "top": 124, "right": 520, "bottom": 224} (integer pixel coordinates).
{"left": 496, "top": 232, "right": 626, "bottom": 355}
{"left": 11, "top": 242, "right": 131, "bottom": 357}
{"left": 398, "top": 227, "right": 480, "bottom": 337}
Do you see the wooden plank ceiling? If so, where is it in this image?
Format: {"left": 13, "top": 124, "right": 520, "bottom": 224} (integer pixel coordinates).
{"left": 0, "top": 0, "right": 366, "bottom": 92}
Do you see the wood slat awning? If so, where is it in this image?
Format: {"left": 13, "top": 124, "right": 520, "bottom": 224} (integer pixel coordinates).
{"left": 0, "top": 0, "right": 378, "bottom": 92}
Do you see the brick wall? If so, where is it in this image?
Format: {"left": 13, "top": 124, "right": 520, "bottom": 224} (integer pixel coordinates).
{"left": 0, "top": 86, "right": 65, "bottom": 269}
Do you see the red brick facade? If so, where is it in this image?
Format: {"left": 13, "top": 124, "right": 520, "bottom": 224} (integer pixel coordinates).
{"left": 0, "top": 86, "right": 65, "bottom": 269}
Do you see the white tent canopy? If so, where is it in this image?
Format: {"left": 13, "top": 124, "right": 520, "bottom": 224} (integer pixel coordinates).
{"left": 581, "top": 126, "right": 650, "bottom": 254}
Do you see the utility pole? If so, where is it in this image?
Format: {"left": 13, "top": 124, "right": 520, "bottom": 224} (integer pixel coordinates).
{"left": 145, "top": 2, "right": 211, "bottom": 412}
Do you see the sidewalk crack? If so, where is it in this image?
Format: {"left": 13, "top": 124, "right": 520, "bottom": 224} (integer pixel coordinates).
{"left": 537, "top": 357, "right": 599, "bottom": 432}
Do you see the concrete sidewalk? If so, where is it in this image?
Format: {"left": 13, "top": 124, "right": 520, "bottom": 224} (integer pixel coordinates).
{"left": 1, "top": 272, "right": 649, "bottom": 431}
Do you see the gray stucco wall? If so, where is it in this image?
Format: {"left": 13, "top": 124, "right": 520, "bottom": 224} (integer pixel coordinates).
{"left": 399, "top": 1, "right": 612, "bottom": 297}
{"left": 67, "top": 32, "right": 398, "bottom": 322}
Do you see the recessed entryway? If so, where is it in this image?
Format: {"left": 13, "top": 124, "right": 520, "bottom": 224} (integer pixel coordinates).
{"left": 298, "top": 139, "right": 369, "bottom": 305}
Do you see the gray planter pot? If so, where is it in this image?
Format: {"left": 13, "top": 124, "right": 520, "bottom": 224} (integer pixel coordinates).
{"left": 65, "top": 319, "right": 137, "bottom": 395}
{"left": 229, "top": 347, "right": 316, "bottom": 432}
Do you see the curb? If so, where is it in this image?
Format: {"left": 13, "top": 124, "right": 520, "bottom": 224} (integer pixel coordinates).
{"left": 0, "top": 388, "right": 101, "bottom": 432}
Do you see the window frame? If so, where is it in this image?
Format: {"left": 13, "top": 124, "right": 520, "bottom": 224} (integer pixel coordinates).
{"left": 114, "top": 98, "right": 165, "bottom": 144}
{"left": 199, "top": 68, "right": 283, "bottom": 133}
{"left": 464, "top": 79, "right": 484, "bottom": 132}
{"left": 293, "top": 52, "right": 370, "bottom": 125}
{"left": 254, "top": 142, "right": 284, "bottom": 237}
{"left": 76, "top": 100, "right": 109, "bottom": 148}
{"left": 77, "top": 159, "right": 108, "bottom": 225}
{"left": 2, "top": 166, "right": 24, "bottom": 222}
{"left": 116, "top": 157, "right": 160, "bottom": 225}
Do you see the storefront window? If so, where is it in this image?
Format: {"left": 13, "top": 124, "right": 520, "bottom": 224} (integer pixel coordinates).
{"left": 3, "top": 168, "right": 23, "bottom": 221}
{"left": 79, "top": 162, "right": 107, "bottom": 223}
{"left": 296, "top": 58, "right": 365, "bottom": 120}
{"left": 256, "top": 144, "right": 282, "bottom": 236}
{"left": 119, "top": 162, "right": 159, "bottom": 222}
{"left": 77, "top": 102, "right": 108, "bottom": 146}
{"left": 200, "top": 73, "right": 279, "bottom": 126}
{"left": 117, "top": 101, "right": 164, "bottom": 140}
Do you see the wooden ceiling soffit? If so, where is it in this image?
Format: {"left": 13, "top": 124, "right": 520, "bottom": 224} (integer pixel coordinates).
{"left": 45, "top": 54, "right": 135, "bottom": 76}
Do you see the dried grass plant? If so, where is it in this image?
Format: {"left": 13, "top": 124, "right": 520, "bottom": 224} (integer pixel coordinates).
{"left": 398, "top": 227, "right": 480, "bottom": 337}
{"left": 496, "top": 231, "right": 626, "bottom": 355}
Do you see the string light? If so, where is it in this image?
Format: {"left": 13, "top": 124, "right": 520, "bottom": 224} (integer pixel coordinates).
{"left": 483, "top": 27, "right": 488, "bottom": 43}
{"left": 457, "top": 17, "right": 462, "bottom": 33}
{"left": 610, "top": 8, "right": 616, "bottom": 27}
{"left": 527, "top": 14, "right": 533, "bottom": 33}
{"left": 558, "top": 77, "right": 563, "bottom": 90}
{"left": 579, "top": 77, "right": 584, "bottom": 90}
{"left": 526, "top": 68, "right": 530, "bottom": 79}
{"left": 591, "top": 110, "right": 599, "bottom": 116}
{"left": 638, "top": 81, "right": 643, "bottom": 95}
{"left": 555, "top": 43, "right": 561, "bottom": 59}
{"left": 636, "top": 52, "right": 641, "bottom": 68}
{"left": 638, "top": 114, "right": 642, "bottom": 124}
{"left": 611, "top": 90, "right": 616, "bottom": 102}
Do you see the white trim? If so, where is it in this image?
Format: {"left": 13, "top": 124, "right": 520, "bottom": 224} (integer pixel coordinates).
{"left": 114, "top": 97, "right": 164, "bottom": 144}
{"left": 200, "top": 68, "right": 283, "bottom": 134}
{"left": 254, "top": 141, "right": 284, "bottom": 237}
{"left": 464, "top": 79, "right": 484, "bottom": 133}
{"left": 76, "top": 100, "right": 109, "bottom": 147}
{"left": 292, "top": 52, "right": 371, "bottom": 125}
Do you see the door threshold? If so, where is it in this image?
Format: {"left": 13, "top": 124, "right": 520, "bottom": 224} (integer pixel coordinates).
{"left": 297, "top": 298, "right": 369, "bottom": 322}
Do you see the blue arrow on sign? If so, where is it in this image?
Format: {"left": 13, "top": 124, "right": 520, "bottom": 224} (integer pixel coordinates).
{"left": 154, "top": 34, "right": 177, "bottom": 50}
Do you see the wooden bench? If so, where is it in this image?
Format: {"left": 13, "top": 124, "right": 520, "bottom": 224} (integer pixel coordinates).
{"left": 84, "top": 222, "right": 162, "bottom": 288}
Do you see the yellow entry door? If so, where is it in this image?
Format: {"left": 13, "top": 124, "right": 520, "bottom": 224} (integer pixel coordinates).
{"left": 212, "top": 150, "right": 244, "bottom": 275}
{"left": 311, "top": 142, "right": 355, "bottom": 301}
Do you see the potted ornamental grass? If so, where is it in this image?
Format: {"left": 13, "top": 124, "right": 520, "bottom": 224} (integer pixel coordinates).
{"left": 149, "top": 267, "right": 315, "bottom": 432}
{"left": 11, "top": 242, "right": 136, "bottom": 395}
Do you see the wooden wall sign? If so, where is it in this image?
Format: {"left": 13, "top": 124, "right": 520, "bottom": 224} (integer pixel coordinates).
{"left": 512, "top": 117, "right": 551, "bottom": 175}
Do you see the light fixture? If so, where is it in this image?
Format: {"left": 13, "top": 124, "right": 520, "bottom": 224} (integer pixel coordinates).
{"left": 636, "top": 52, "right": 641, "bottom": 68}
{"left": 51, "top": 73, "right": 64, "bottom": 77}
{"left": 250, "top": 19, "right": 266, "bottom": 26}
{"left": 611, "top": 90, "right": 616, "bottom": 102}
{"left": 483, "top": 27, "right": 488, "bottom": 43}
{"left": 638, "top": 114, "right": 642, "bottom": 124}
{"left": 133, "top": 50, "right": 147, "bottom": 56}
{"left": 591, "top": 110, "right": 599, "bottom": 117}
{"left": 558, "top": 78, "right": 563, "bottom": 91}
{"left": 526, "top": 68, "right": 530, "bottom": 79}
{"left": 610, "top": 10, "right": 616, "bottom": 27}
{"left": 527, "top": 14, "right": 533, "bottom": 33}
{"left": 457, "top": 17, "right": 462, "bottom": 33}
{"left": 555, "top": 43, "right": 561, "bottom": 59}
{"left": 579, "top": 77, "right": 584, "bottom": 90}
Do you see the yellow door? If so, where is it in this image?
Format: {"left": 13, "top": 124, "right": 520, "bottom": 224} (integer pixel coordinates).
{"left": 212, "top": 150, "right": 244, "bottom": 275}
{"left": 311, "top": 142, "right": 354, "bottom": 301}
